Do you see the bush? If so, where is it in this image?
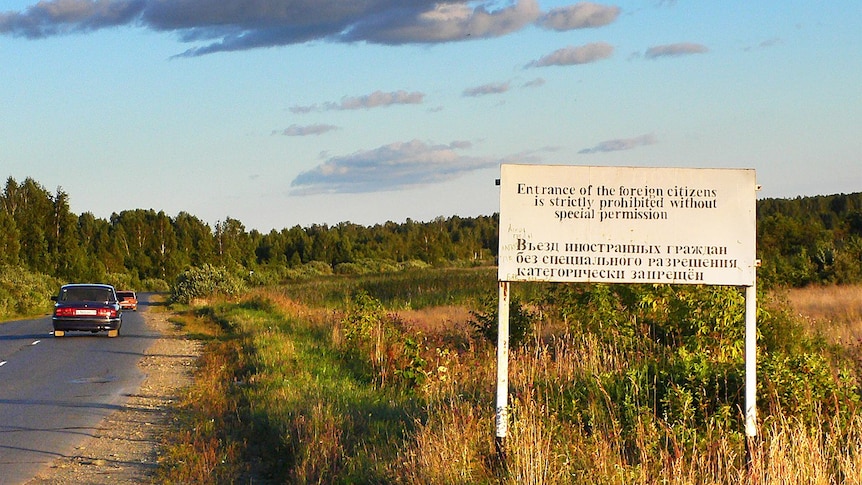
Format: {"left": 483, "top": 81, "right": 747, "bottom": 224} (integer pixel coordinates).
{"left": 342, "top": 290, "right": 429, "bottom": 389}
{"left": 334, "top": 259, "right": 401, "bottom": 275}
{"left": 0, "top": 265, "right": 60, "bottom": 319}
{"left": 398, "top": 259, "right": 431, "bottom": 271}
{"left": 470, "top": 293, "right": 536, "bottom": 347}
{"left": 103, "top": 272, "right": 136, "bottom": 291}
{"left": 282, "top": 261, "right": 334, "bottom": 280}
{"left": 170, "top": 264, "right": 246, "bottom": 304}
{"left": 541, "top": 283, "right": 859, "bottom": 432}
{"left": 141, "top": 278, "right": 170, "bottom": 293}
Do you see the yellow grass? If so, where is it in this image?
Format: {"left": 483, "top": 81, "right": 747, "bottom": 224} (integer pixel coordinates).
{"left": 162, "top": 285, "right": 862, "bottom": 483}
{"left": 397, "top": 305, "right": 473, "bottom": 333}
{"left": 786, "top": 285, "right": 862, "bottom": 347}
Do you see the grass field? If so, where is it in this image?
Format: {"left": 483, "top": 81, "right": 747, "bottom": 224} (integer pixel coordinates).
{"left": 157, "top": 275, "right": 862, "bottom": 483}
{"left": 787, "top": 285, "right": 862, "bottom": 348}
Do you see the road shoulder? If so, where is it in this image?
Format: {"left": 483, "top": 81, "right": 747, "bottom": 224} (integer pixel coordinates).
{"left": 27, "top": 306, "right": 200, "bottom": 484}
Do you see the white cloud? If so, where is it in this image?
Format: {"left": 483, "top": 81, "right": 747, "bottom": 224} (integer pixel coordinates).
{"left": 579, "top": 133, "right": 657, "bottom": 154}
{"left": 537, "top": 2, "right": 620, "bottom": 31}
{"left": 463, "top": 82, "right": 510, "bottom": 97}
{"left": 291, "top": 90, "right": 424, "bottom": 113}
{"left": 290, "top": 139, "right": 502, "bottom": 194}
{"left": 0, "top": 0, "right": 142, "bottom": 37}
{"left": 345, "top": 0, "right": 541, "bottom": 44}
{"left": 522, "top": 77, "right": 545, "bottom": 88}
{"left": 1, "top": 0, "right": 602, "bottom": 55}
{"left": 644, "top": 43, "right": 708, "bottom": 59}
{"left": 527, "top": 42, "right": 614, "bottom": 67}
{"left": 743, "top": 37, "right": 781, "bottom": 52}
{"left": 274, "top": 124, "right": 339, "bottom": 136}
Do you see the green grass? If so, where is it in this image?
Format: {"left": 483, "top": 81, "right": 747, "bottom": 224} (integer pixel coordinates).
{"left": 158, "top": 272, "right": 862, "bottom": 483}
{"left": 272, "top": 266, "right": 551, "bottom": 311}
{"left": 272, "top": 267, "right": 495, "bottom": 309}
{"left": 159, "top": 295, "right": 425, "bottom": 483}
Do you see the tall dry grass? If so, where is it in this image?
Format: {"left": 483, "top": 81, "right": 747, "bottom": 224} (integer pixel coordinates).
{"left": 392, "top": 286, "right": 862, "bottom": 483}
{"left": 399, "top": 326, "right": 862, "bottom": 484}
{"left": 159, "top": 281, "right": 862, "bottom": 483}
{"left": 786, "top": 285, "right": 862, "bottom": 347}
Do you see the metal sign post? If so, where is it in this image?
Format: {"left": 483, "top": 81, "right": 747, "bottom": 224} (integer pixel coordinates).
{"left": 495, "top": 281, "right": 510, "bottom": 463}
{"left": 744, "top": 282, "right": 758, "bottom": 466}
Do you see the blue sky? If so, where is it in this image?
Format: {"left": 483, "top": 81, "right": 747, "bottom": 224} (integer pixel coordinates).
{"left": 2, "top": 1, "right": 860, "bottom": 232}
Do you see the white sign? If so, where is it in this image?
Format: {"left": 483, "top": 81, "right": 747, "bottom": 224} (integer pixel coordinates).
{"left": 498, "top": 164, "right": 757, "bottom": 286}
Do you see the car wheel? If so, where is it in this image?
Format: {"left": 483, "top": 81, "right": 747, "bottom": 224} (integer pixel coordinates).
{"left": 54, "top": 330, "right": 65, "bottom": 337}
{"left": 107, "top": 329, "right": 119, "bottom": 338}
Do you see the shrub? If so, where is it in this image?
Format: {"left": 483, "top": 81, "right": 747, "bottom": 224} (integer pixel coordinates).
{"left": 281, "top": 261, "right": 335, "bottom": 280}
{"left": 342, "top": 290, "right": 429, "bottom": 389}
{"left": 0, "top": 265, "right": 59, "bottom": 319}
{"left": 170, "top": 264, "right": 246, "bottom": 304}
{"left": 334, "top": 258, "right": 402, "bottom": 275}
{"left": 470, "top": 293, "right": 537, "bottom": 347}
{"left": 103, "top": 272, "right": 136, "bottom": 291}
{"left": 398, "top": 259, "right": 431, "bottom": 271}
{"left": 334, "top": 262, "right": 367, "bottom": 275}
{"left": 539, "top": 283, "right": 859, "bottom": 433}
{"left": 141, "top": 278, "right": 170, "bottom": 293}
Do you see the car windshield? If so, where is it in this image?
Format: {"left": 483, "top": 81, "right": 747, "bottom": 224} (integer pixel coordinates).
{"left": 60, "top": 287, "right": 115, "bottom": 302}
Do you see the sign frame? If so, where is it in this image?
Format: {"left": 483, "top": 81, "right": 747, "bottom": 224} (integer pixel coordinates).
{"left": 494, "top": 164, "right": 759, "bottom": 463}
{"left": 497, "top": 164, "right": 757, "bottom": 286}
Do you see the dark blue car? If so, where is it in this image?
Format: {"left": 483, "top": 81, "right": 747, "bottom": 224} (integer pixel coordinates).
{"left": 51, "top": 283, "right": 123, "bottom": 337}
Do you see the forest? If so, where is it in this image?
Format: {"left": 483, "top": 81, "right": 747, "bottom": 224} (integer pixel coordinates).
{"left": 1, "top": 175, "right": 861, "bottom": 291}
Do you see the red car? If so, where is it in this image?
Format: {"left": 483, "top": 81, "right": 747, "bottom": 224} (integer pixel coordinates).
{"left": 117, "top": 291, "right": 138, "bottom": 311}
{"left": 51, "top": 284, "right": 123, "bottom": 337}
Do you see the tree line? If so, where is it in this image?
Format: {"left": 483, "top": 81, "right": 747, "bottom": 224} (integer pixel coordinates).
{"left": 757, "top": 192, "right": 862, "bottom": 286}
{"left": 1, "top": 176, "right": 860, "bottom": 289}
{"left": 0, "top": 177, "right": 498, "bottom": 289}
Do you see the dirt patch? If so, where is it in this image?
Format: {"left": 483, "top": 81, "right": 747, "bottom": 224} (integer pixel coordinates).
{"left": 27, "top": 307, "right": 200, "bottom": 484}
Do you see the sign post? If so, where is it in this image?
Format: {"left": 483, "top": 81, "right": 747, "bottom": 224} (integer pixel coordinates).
{"left": 495, "top": 281, "right": 510, "bottom": 461}
{"left": 495, "top": 164, "right": 758, "bottom": 460}
{"left": 745, "top": 282, "right": 758, "bottom": 466}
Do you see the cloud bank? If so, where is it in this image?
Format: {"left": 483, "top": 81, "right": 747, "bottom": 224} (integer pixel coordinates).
{"left": 527, "top": 42, "right": 614, "bottom": 67}
{"left": 291, "top": 90, "right": 425, "bottom": 113}
{"left": 1, "top": 0, "right": 623, "bottom": 55}
{"left": 644, "top": 42, "right": 708, "bottom": 59}
{"left": 290, "top": 139, "right": 501, "bottom": 194}
{"left": 274, "top": 124, "right": 340, "bottom": 136}
{"left": 463, "top": 82, "right": 510, "bottom": 97}
{"left": 537, "top": 2, "right": 620, "bottom": 31}
{"left": 579, "top": 133, "right": 657, "bottom": 154}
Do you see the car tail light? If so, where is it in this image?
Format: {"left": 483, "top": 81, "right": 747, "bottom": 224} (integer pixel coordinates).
{"left": 54, "top": 307, "right": 118, "bottom": 318}
{"left": 55, "top": 307, "right": 76, "bottom": 317}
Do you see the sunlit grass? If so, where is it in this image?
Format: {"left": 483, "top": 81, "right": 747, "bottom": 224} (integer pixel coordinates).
{"left": 786, "top": 284, "right": 862, "bottom": 347}
{"left": 158, "top": 276, "right": 862, "bottom": 483}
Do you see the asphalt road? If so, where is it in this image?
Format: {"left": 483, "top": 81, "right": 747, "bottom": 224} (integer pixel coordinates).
{"left": 0, "top": 294, "right": 159, "bottom": 485}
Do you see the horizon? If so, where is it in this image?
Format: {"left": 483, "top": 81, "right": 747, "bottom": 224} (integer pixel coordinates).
{"left": 5, "top": 172, "right": 859, "bottom": 232}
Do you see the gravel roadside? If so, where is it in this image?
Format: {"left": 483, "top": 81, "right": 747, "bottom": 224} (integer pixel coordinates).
{"left": 27, "top": 306, "right": 200, "bottom": 484}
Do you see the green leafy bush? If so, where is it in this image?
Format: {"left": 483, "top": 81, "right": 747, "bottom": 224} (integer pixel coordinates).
{"left": 103, "top": 272, "right": 135, "bottom": 291}
{"left": 539, "top": 283, "right": 859, "bottom": 436}
{"left": 170, "top": 264, "right": 246, "bottom": 304}
{"left": 470, "top": 293, "right": 536, "bottom": 347}
{"left": 141, "top": 278, "right": 170, "bottom": 292}
{"left": 334, "top": 258, "right": 401, "bottom": 275}
{"left": 342, "top": 290, "right": 428, "bottom": 389}
{"left": 0, "top": 265, "right": 59, "bottom": 319}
